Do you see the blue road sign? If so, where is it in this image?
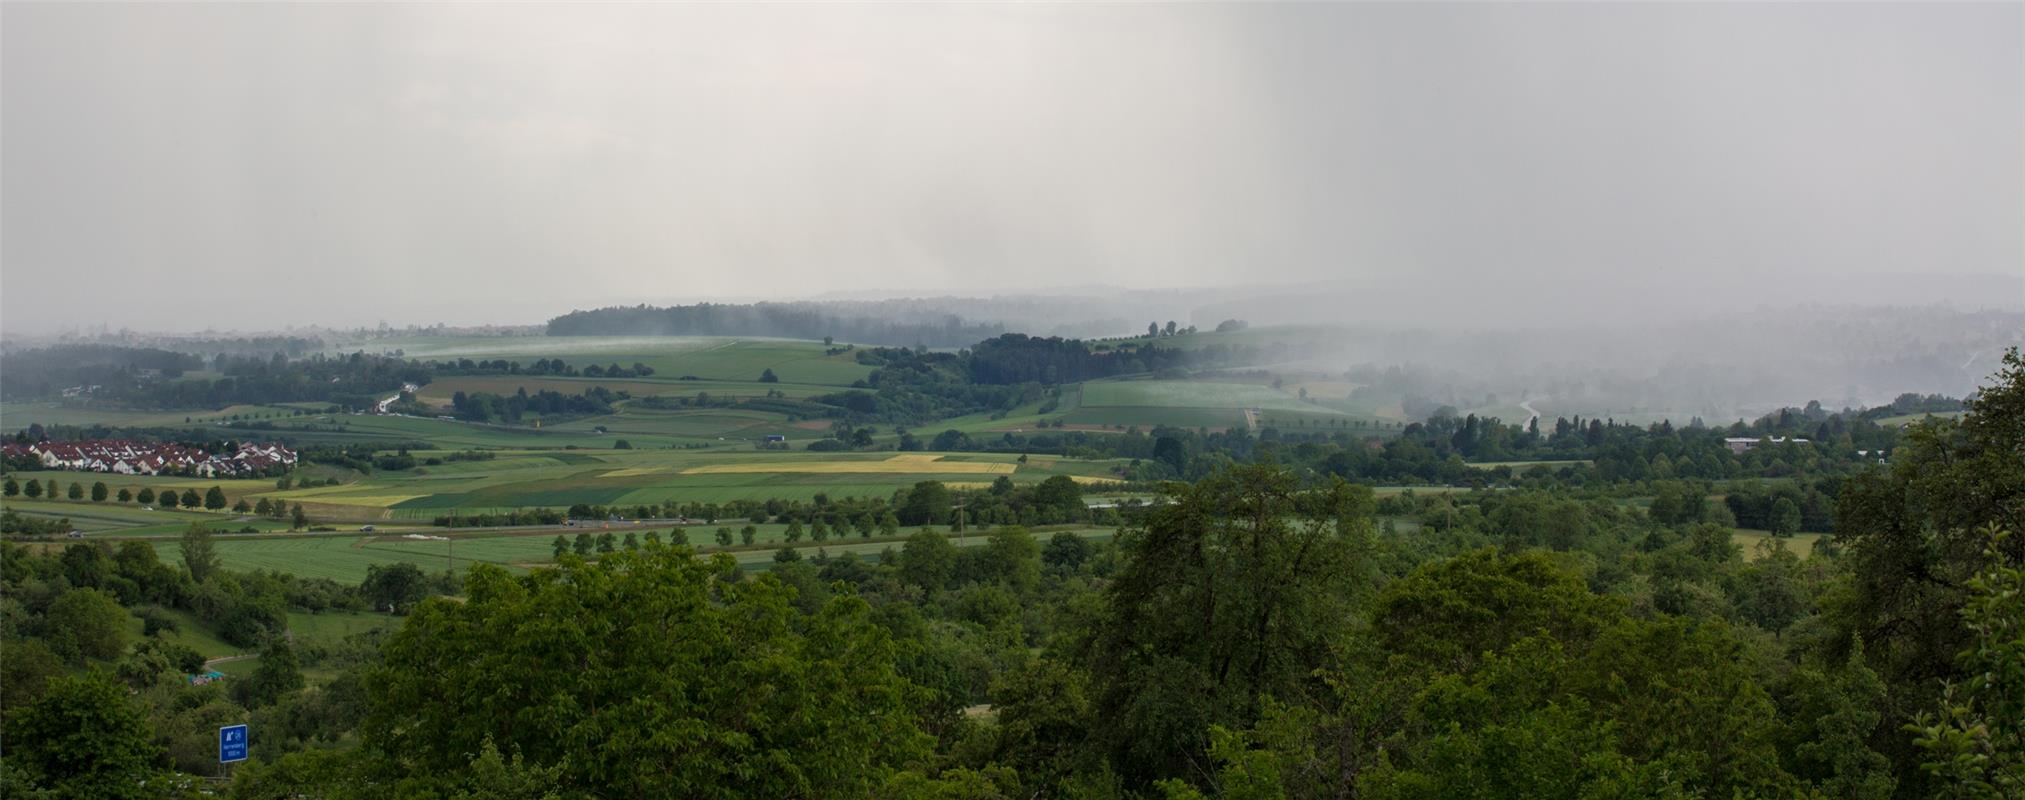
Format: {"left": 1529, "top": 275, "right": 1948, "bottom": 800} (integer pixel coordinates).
{"left": 219, "top": 724, "right": 248, "bottom": 763}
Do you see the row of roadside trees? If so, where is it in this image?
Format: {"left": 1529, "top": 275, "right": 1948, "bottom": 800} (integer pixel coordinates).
{"left": 4, "top": 476, "right": 225, "bottom": 510}
{"left": 2, "top": 474, "right": 312, "bottom": 529}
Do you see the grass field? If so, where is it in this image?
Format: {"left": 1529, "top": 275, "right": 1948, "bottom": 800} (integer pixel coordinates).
{"left": 124, "top": 606, "right": 245, "bottom": 659}
{"left": 1734, "top": 529, "right": 1824, "bottom": 559}
{"left": 1, "top": 497, "right": 311, "bottom": 538}
{"left": 412, "top": 375, "right": 835, "bottom": 405}
{"left": 5, "top": 336, "right": 872, "bottom": 448}
{"left": 254, "top": 412, "right": 704, "bottom": 449}
{"left": 80, "top": 449, "right": 1129, "bottom": 519}
{"left": 150, "top": 534, "right": 477, "bottom": 582}
{"left": 349, "top": 336, "right": 874, "bottom": 387}
{"left": 1061, "top": 378, "right": 1371, "bottom": 431}
{"left": 1468, "top": 459, "right": 1593, "bottom": 470}
{"left": 1080, "top": 380, "right": 1330, "bottom": 414}
{"left": 680, "top": 454, "right": 1018, "bottom": 476}
{"left": 131, "top": 606, "right": 399, "bottom": 684}
{"left": 146, "top": 522, "right": 1125, "bottom": 583}
{"left": 239, "top": 390, "right": 840, "bottom": 450}
{"left": 1, "top": 402, "right": 288, "bottom": 430}
{"left": 287, "top": 610, "right": 400, "bottom": 643}
{"left": 1873, "top": 410, "right": 1965, "bottom": 427}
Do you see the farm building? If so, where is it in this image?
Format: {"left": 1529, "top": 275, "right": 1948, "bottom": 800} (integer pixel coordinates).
{"left": 1722, "top": 436, "right": 1809, "bottom": 455}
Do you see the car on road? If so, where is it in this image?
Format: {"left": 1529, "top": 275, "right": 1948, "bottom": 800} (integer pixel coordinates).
{"left": 359, "top": 525, "right": 376, "bottom": 532}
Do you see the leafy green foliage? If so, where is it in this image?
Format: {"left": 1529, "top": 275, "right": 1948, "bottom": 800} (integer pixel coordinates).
{"left": 361, "top": 548, "right": 934, "bottom": 796}
{"left": 179, "top": 523, "right": 219, "bottom": 584}
{"left": 1908, "top": 526, "right": 2024, "bottom": 799}
{"left": 42, "top": 588, "right": 128, "bottom": 664}
{"left": 4, "top": 673, "right": 162, "bottom": 799}
{"left": 1083, "top": 462, "right": 1374, "bottom": 788}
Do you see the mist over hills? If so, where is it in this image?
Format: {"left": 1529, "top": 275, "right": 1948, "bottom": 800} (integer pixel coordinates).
{"left": 529, "top": 293, "right": 2023, "bottom": 421}
{"left": 8, "top": 283, "right": 2016, "bottom": 425}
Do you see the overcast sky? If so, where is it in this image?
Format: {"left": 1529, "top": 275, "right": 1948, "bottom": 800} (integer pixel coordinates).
{"left": 3, "top": 3, "right": 2020, "bottom": 334}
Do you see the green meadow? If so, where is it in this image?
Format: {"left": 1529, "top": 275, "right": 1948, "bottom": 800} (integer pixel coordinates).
{"left": 3, "top": 334, "right": 1397, "bottom": 541}
{"left": 1733, "top": 529, "right": 1824, "bottom": 560}
{"left": 9, "top": 448, "right": 1137, "bottom": 531}
{"left": 143, "top": 523, "right": 1123, "bottom": 583}
{"left": 292, "top": 449, "right": 1136, "bottom": 518}
{"left": 1062, "top": 377, "right": 1375, "bottom": 431}
{"left": 352, "top": 335, "right": 874, "bottom": 386}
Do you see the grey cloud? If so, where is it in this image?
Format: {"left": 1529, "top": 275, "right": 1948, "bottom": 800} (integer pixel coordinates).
{"left": 3, "top": 3, "right": 2018, "bottom": 333}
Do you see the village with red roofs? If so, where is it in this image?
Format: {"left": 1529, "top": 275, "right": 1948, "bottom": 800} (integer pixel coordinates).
{"left": 0, "top": 439, "right": 296, "bottom": 477}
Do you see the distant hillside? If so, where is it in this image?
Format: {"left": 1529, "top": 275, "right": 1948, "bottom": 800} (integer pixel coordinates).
{"left": 545, "top": 302, "right": 1005, "bottom": 348}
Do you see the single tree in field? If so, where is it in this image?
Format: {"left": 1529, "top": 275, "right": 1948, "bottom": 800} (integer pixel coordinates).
{"left": 158, "top": 491, "right": 178, "bottom": 509}
{"left": 715, "top": 527, "right": 733, "bottom": 547}
{"left": 363, "top": 562, "right": 429, "bottom": 614}
{"left": 233, "top": 638, "right": 304, "bottom": 709}
{"left": 180, "top": 523, "right": 219, "bottom": 584}
{"left": 1147, "top": 322, "right": 1159, "bottom": 338}
{"left": 597, "top": 533, "right": 616, "bottom": 553}
{"left": 551, "top": 535, "right": 569, "bottom": 559}
{"left": 759, "top": 368, "right": 779, "bottom": 383}
{"left": 67, "top": 482, "right": 83, "bottom": 500}
{"left": 90, "top": 482, "right": 108, "bottom": 502}
{"left": 1769, "top": 497, "right": 1802, "bottom": 536}
{"left": 811, "top": 520, "right": 829, "bottom": 542}
{"left": 899, "top": 481, "right": 950, "bottom": 526}
{"left": 134, "top": 487, "right": 153, "bottom": 504}
{"left": 785, "top": 519, "right": 804, "bottom": 543}
{"left": 254, "top": 497, "right": 273, "bottom": 516}
{"left": 740, "top": 526, "right": 757, "bottom": 545}
{"left": 22, "top": 478, "right": 40, "bottom": 498}
{"left": 1164, "top": 321, "right": 1177, "bottom": 336}
{"left": 2, "top": 477, "right": 16, "bottom": 497}
{"left": 573, "top": 533, "right": 593, "bottom": 556}
{"left": 179, "top": 489, "right": 200, "bottom": 508}
{"left": 43, "top": 479, "right": 57, "bottom": 498}
{"left": 204, "top": 486, "right": 227, "bottom": 510}
{"left": 290, "top": 503, "right": 308, "bottom": 530}
{"left": 116, "top": 488, "right": 131, "bottom": 503}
